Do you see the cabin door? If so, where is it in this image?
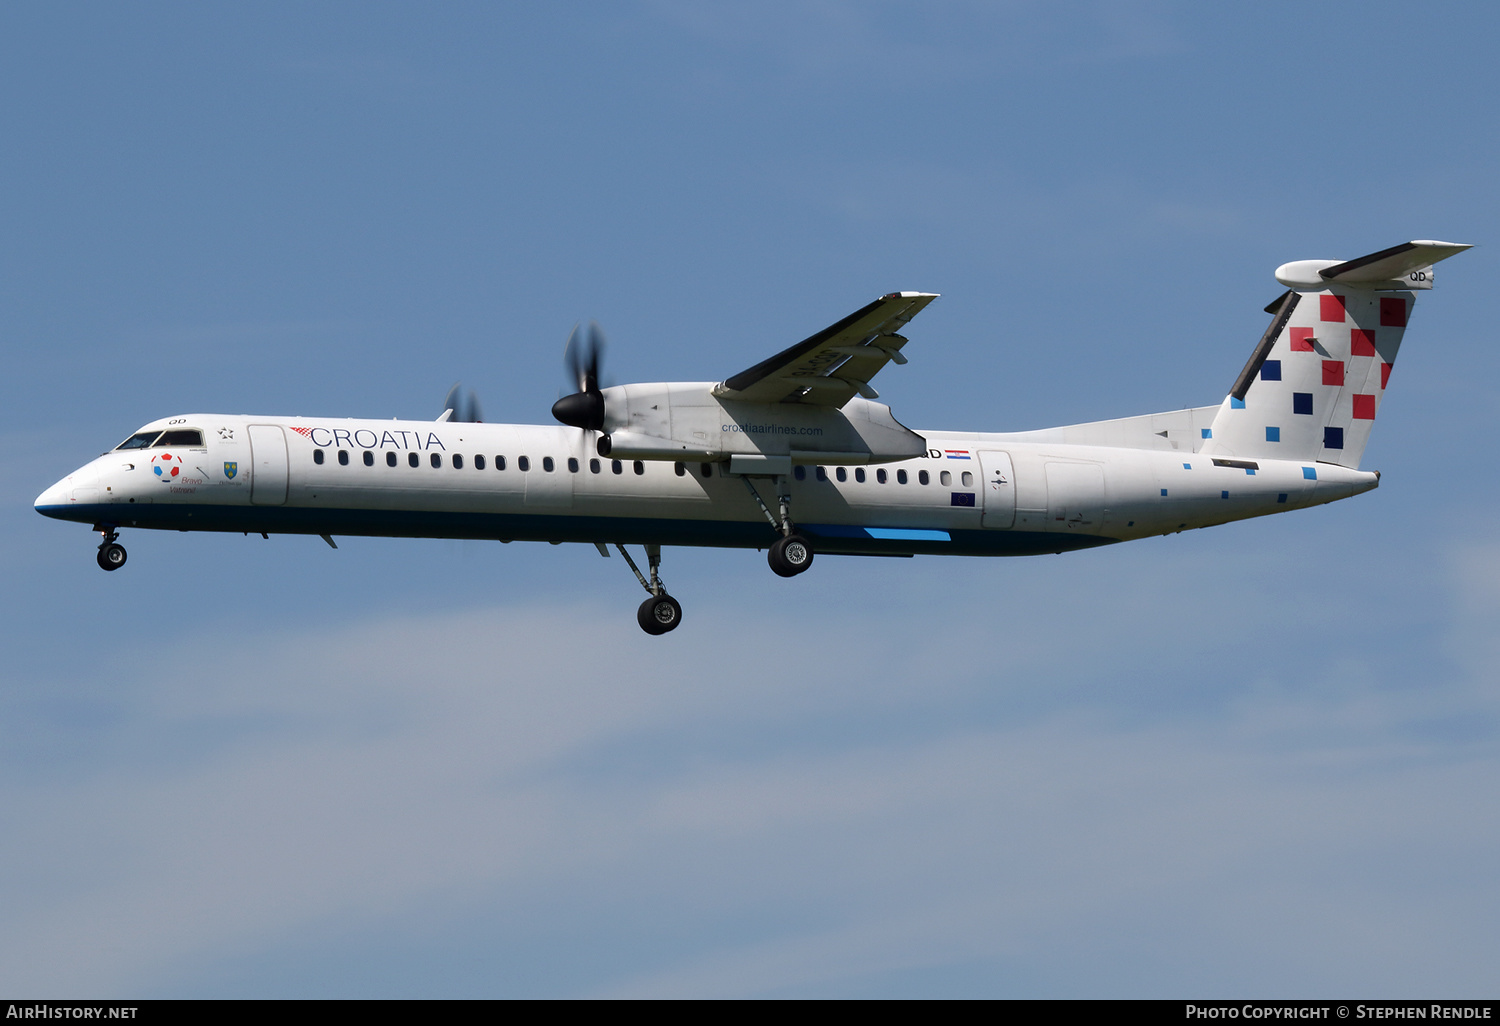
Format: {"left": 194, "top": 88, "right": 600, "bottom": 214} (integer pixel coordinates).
{"left": 248, "top": 425, "right": 289, "bottom": 505}
{"left": 978, "top": 451, "right": 1015, "bottom": 529}
{"left": 1044, "top": 461, "right": 1105, "bottom": 534}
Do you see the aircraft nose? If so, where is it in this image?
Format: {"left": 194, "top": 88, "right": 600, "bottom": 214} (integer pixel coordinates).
{"left": 34, "top": 466, "right": 99, "bottom": 518}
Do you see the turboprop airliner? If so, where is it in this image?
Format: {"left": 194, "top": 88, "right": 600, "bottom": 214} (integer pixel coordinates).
{"left": 36, "top": 240, "right": 1469, "bottom": 634}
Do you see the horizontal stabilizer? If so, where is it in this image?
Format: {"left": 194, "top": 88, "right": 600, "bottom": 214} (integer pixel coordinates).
{"left": 1276, "top": 240, "right": 1471, "bottom": 291}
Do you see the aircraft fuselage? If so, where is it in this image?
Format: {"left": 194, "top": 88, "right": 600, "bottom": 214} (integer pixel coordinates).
{"left": 35, "top": 411, "right": 1376, "bottom": 558}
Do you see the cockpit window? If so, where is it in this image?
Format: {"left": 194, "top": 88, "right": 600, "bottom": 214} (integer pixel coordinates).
{"left": 116, "top": 431, "right": 162, "bottom": 450}
{"left": 155, "top": 429, "right": 204, "bottom": 447}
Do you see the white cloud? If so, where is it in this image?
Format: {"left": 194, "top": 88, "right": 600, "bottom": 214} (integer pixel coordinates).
{"left": 1, "top": 542, "right": 1497, "bottom": 995}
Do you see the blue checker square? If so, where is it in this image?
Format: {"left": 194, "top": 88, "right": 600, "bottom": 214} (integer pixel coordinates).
{"left": 1182, "top": 463, "right": 1191, "bottom": 470}
{"left": 1266, "top": 426, "right": 1280, "bottom": 442}
{"left": 1293, "top": 392, "right": 1313, "bottom": 415}
{"left": 1201, "top": 428, "right": 1212, "bottom": 439}
{"left": 1277, "top": 493, "right": 1288, "bottom": 503}
{"left": 1221, "top": 490, "right": 1229, "bottom": 499}
{"left": 1324, "top": 426, "right": 1344, "bottom": 449}
{"left": 1161, "top": 488, "right": 1168, "bottom": 496}
{"left": 1260, "top": 360, "right": 1282, "bottom": 381}
{"left": 1303, "top": 467, "right": 1317, "bottom": 480}
{"left": 1230, "top": 397, "right": 1245, "bottom": 409}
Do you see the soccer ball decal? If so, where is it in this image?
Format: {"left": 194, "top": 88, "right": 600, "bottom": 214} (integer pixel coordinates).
{"left": 150, "top": 452, "right": 183, "bottom": 481}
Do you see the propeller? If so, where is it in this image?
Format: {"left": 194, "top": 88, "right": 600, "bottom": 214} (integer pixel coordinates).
{"left": 442, "top": 383, "right": 483, "bottom": 423}
{"left": 552, "top": 321, "right": 608, "bottom": 438}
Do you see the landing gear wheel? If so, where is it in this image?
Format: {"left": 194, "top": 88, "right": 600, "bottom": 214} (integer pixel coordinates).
{"left": 637, "top": 594, "right": 682, "bottom": 635}
{"left": 768, "top": 534, "right": 814, "bottom": 578}
{"left": 97, "top": 543, "right": 127, "bottom": 571}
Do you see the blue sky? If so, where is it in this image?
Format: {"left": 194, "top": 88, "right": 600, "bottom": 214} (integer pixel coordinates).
{"left": 2, "top": 1, "right": 1498, "bottom": 997}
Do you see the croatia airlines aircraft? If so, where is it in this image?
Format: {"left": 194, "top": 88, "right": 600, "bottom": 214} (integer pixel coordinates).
{"left": 36, "top": 240, "right": 1469, "bottom": 634}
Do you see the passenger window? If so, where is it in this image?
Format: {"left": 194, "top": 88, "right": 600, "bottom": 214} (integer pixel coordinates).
{"left": 496, "top": 456, "right": 506, "bottom": 470}
{"left": 518, "top": 456, "right": 530, "bottom": 472}
{"left": 568, "top": 457, "right": 579, "bottom": 473}
{"left": 430, "top": 453, "right": 442, "bottom": 468}
{"left": 815, "top": 467, "right": 827, "bottom": 482}
{"left": 612, "top": 460, "right": 623, "bottom": 475}
{"left": 962, "top": 471, "right": 973, "bottom": 487}
{"left": 836, "top": 467, "right": 847, "bottom": 482}
{"left": 409, "top": 452, "right": 420, "bottom": 468}
{"left": 475, "top": 454, "right": 486, "bottom": 470}
{"left": 794, "top": 466, "right": 806, "bottom": 481}
{"left": 919, "top": 469, "right": 929, "bottom": 485}
{"left": 337, "top": 450, "right": 349, "bottom": 466}
{"left": 855, "top": 468, "right": 866, "bottom": 483}
{"left": 700, "top": 463, "right": 712, "bottom": 478}
{"left": 543, "top": 456, "right": 554, "bottom": 472}
{"left": 387, "top": 451, "right": 397, "bottom": 467}
{"left": 634, "top": 460, "right": 645, "bottom": 475}
{"left": 116, "top": 431, "right": 162, "bottom": 450}
{"left": 674, "top": 462, "right": 686, "bottom": 476}
{"left": 940, "top": 470, "right": 951, "bottom": 486}
{"left": 897, "top": 469, "right": 907, "bottom": 484}
{"left": 590, "top": 458, "right": 601, "bottom": 474}
{"left": 453, "top": 454, "right": 464, "bottom": 469}
{"left": 313, "top": 449, "right": 325, "bottom": 465}
{"left": 877, "top": 469, "right": 888, "bottom": 484}
{"left": 363, "top": 451, "right": 374, "bottom": 467}
{"left": 158, "top": 429, "right": 204, "bottom": 447}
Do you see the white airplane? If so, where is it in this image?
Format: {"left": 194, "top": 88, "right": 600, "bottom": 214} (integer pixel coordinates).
{"left": 36, "top": 240, "right": 1470, "bottom": 634}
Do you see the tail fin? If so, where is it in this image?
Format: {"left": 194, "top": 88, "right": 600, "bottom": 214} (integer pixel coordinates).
{"left": 1203, "top": 240, "right": 1470, "bottom": 468}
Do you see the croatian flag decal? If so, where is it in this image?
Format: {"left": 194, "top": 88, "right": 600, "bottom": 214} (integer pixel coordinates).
{"left": 944, "top": 450, "right": 971, "bottom": 460}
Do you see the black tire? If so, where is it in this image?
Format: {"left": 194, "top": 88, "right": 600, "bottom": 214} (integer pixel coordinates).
{"left": 97, "top": 543, "right": 127, "bottom": 572}
{"left": 768, "top": 534, "right": 814, "bottom": 578}
{"left": 637, "top": 594, "right": 682, "bottom": 635}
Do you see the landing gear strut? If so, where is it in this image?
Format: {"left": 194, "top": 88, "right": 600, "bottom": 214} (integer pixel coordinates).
{"left": 95, "top": 527, "right": 126, "bottom": 572}
{"left": 607, "top": 543, "right": 683, "bottom": 635}
{"left": 742, "top": 476, "right": 814, "bottom": 578}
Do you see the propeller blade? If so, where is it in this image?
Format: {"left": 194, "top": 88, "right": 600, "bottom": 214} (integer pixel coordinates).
{"left": 584, "top": 321, "right": 605, "bottom": 394}
{"left": 443, "top": 383, "right": 483, "bottom": 423}
{"left": 564, "top": 323, "right": 586, "bottom": 395}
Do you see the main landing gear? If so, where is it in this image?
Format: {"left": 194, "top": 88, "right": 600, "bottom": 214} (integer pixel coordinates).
{"left": 601, "top": 543, "right": 683, "bottom": 635}
{"left": 95, "top": 527, "right": 127, "bottom": 572}
{"left": 741, "top": 476, "right": 815, "bottom": 578}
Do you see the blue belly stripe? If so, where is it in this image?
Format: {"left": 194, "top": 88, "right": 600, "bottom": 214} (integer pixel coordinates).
{"left": 865, "top": 528, "right": 950, "bottom": 541}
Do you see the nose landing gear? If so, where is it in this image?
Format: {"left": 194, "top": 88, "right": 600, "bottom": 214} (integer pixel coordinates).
{"left": 95, "top": 527, "right": 127, "bottom": 571}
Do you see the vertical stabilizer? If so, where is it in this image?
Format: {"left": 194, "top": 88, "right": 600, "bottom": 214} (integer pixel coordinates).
{"left": 1202, "top": 240, "right": 1469, "bottom": 468}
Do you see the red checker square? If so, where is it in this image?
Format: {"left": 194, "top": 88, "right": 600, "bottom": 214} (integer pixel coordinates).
{"left": 1321, "top": 295, "right": 1347, "bottom": 322}
{"left": 1380, "top": 296, "right": 1408, "bottom": 327}
{"left": 1351, "top": 329, "right": 1376, "bottom": 356}
{"left": 1352, "top": 394, "right": 1376, "bottom": 420}
{"left": 1381, "top": 362, "right": 1392, "bottom": 389}
{"left": 1322, "top": 360, "right": 1344, "bottom": 386}
{"left": 1289, "top": 327, "right": 1315, "bottom": 352}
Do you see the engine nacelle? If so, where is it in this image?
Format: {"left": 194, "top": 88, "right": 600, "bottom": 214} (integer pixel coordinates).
{"left": 597, "top": 382, "right": 925, "bottom": 465}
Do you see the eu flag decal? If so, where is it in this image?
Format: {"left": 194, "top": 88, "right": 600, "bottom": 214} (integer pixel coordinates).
{"left": 223, "top": 462, "right": 237, "bottom": 480}
{"left": 950, "top": 492, "right": 975, "bottom": 507}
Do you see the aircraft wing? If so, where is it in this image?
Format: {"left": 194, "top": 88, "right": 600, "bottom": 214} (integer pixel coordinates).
{"left": 713, "top": 292, "right": 938, "bottom": 407}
